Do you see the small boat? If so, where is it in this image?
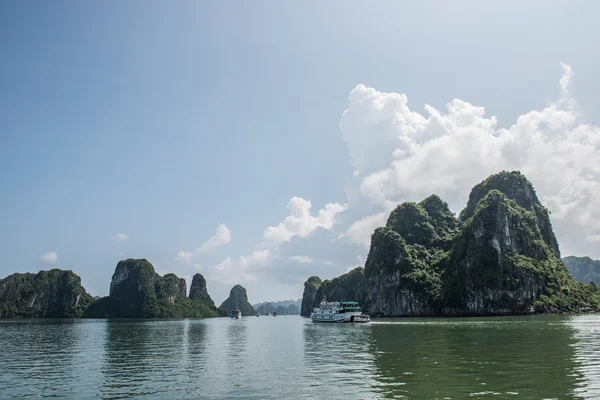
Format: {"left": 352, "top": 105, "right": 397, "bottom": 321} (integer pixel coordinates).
{"left": 230, "top": 310, "right": 242, "bottom": 319}
{"left": 255, "top": 313, "right": 260, "bottom": 317}
{"left": 272, "top": 311, "right": 277, "bottom": 317}
{"left": 310, "top": 301, "right": 370, "bottom": 323}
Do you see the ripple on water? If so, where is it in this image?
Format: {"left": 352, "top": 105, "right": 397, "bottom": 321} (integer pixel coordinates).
{"left": 1, "top": 315, "right": 600, "bottom": 399}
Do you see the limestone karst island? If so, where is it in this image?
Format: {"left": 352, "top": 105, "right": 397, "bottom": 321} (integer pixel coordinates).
{"left": 2, "top": 171, "right": 599, "bottom": 319}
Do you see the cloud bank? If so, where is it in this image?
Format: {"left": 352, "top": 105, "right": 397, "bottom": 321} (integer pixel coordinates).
{"left": 40, "top": 252, "right": 57, "bottom": 265}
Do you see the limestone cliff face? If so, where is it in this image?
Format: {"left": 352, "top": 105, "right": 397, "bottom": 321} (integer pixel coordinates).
{"left": 300, "top": 276, "right": 322, "bottom": 316}
{"left": 363, "top": 196, "right": 456, "bottom": 316}
{"left": 443, "top": 190, "right": 554, "bottom": 314}
{"left": 0, "top": 269, "right": 93, "bottom": 318}
{"left": 85, "top": 259, "right": 221, "bottom": 318}
{"left": 357, "top": 171, "right": 599, "bottom": 316}
{"left": 219, "top": 285, "right": 255, "bottom": 316}
{"left": 189, "top": 273, "right": 215, "bottom": 305}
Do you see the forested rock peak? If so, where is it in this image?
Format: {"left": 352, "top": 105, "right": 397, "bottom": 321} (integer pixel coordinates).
{"left": 219, "top": 284, "right": 255, "bottom": 316}
{"left": 86, "top": 258, "right": 222, "bottom": 318}
{"left": 189, "top": 273, "right": 214, "bottom": 303}
{"left": 359, "top": 171, "right": 598, "bottom": 316}
{"left": 460, "top": 171, "right": 537, "bottom": 221}
{"left": 0, "top": 269, "right": 93, "bottom": 318}
{"left": 459, "top": 171, "right": 560, "bottom": 256}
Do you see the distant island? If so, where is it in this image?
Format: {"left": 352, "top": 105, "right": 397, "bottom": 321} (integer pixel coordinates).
{"left": 2, "top": 171, "right": 599, "bottom": 319}
{"left": 253, "top": 299, "right": 301, "bottom": 315}
{"left": 0, "top": 258, "right": 229, "bottom": 318}
{"left": 301, "top": 171, "right": 600, "bottom": 317}
{"left": 563, "top": 256, "right": 600, "bottom": 285}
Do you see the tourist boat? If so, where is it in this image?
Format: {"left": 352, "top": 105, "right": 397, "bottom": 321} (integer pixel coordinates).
{"left": 310, "top": 301, "right": 370, "bottom": 323}
{"left": 256, "top": 313, "right": 259, "bottom": 317}
{"left": 272, "top": 311, "right": 277, "bottom": 317}
{"left": 231, "top": 310, "right": 241, "bottom": 319}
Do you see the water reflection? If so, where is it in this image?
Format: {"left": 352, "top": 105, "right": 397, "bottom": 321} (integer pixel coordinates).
{"left": 370, "top": 316, "right": 584, "bottom": 399}
{"left": 567, "top": 315, "right": 600, "bottom": 399}
{"left": 3, "top": 315, "right": 600, "bottom": 399}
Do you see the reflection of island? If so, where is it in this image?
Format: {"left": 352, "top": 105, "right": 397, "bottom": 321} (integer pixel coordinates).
{"left": 567, "top": 315, "right": 600, "bottom": 398}
{"left": 302, "top": 323, "right": 378, "bottom": 398}
{"left": 101, "top": 320, "right": 187, "bottom": 398}
{"left": 370, "top": 316, "right": 584, "bottom": 399}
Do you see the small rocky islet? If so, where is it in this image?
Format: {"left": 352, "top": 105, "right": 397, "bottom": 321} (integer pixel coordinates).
{"left": 301, "top": 171, "right": 600, "bottom": 317}
{"left": 2, "top": 171, "right": 600, "bottom": 319}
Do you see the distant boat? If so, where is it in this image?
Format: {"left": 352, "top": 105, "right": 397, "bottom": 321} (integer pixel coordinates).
{"left": 230, "top": 310, "right": 241, "bottom": 319}
{"left": 272, "top": 311, "right": 277, "bottom": 317}
{"left": 255, "top": 313, "right": 259, "bottom": 317}
{"left": 310, "top": 301, "right": 370, "bottom": 323}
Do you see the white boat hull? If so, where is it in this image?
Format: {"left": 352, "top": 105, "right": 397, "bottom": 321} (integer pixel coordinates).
{"left": 310, "top": 311, "right": 367, "bottom": 323}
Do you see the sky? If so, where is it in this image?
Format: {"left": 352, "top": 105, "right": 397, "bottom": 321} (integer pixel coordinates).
{"left": 1, "top": 1, "right": 600, "bottom": 305}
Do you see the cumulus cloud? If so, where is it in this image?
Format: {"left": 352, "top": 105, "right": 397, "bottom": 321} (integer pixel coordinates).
{"left": 338, "top": 63, "right": 600, "bottom": 258}
{"left": 40, "top": 252, "right": 57, "bottom": 265}
{"left": 288, "top": 255, "right": 314, "bottom": 264}
{"left": 263, "top": 197, "right": 347, "bottom": 248}
{"left": 196, "top": 224, "right": 232, "bottom": 253}
{"left": 174, "top": 251, "right": 193, "bottom": 264}
{"left": 204, "top": 249, "right": 270, "bottom": 285}
{"left": 113, "top": 233, "right": 129, "bottom": 242}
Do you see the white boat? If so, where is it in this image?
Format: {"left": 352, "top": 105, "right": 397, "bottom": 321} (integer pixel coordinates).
{"left": 310, "top": 301, "right": 370, "bottom": 323}
{"left": 231, "top": 310, "right": 241, "bottom": 319}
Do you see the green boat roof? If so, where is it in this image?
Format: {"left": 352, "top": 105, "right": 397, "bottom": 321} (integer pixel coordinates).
{"left": 340, "top": 301, "right": 359, "bottom": 305}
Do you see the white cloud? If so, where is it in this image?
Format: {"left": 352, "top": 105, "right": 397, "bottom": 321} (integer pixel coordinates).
{"left": 204, "top": 249, "right": 271, "bottom": 285}
{"left": 113, "top": 233, "right": 129, "bottom": 242}
{"left": 40, "top": 252, "right": 57, "bottom": 265}
{"left": 263, "top": 197, "right": 347, "bottom": 248}
{"left": 338, "top": 63, "right": 600, "bottom": 258}
{"left": 288, "top": 255, "right": 314, "bottom": 264}
{"left": 196, "top": 224, "right": 232, "bottom": 253}
{"left": 174, "top": 251, "right": 193, "bottom": 264}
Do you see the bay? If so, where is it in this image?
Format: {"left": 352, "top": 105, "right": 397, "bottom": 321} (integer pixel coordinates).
{"left": 1, "top": 314, "right": 600, "bottom": 399}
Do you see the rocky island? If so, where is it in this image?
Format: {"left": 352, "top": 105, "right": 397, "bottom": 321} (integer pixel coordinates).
{"left": 301, "top": 171, "right": 600, "bottom": 317}
{"left": 219, "top": 284, "right": 256, "bottom": 316}
{"left": 0, "top": 269, "right": 93, "bottom": 318}
{"left": 0, "top": 258, "right": 225, "bottom": 318}
{"left": 84, "top": 259, "right": 223, "bottom": 318}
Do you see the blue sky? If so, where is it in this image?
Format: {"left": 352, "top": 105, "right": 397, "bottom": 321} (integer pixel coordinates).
{"left": 2, "top": 1, "right": 600, "bottom": 305}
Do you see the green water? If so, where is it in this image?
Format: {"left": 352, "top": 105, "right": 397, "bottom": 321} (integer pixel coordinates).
{"left": 1, "top": 314, "right": 599, "bottom": 399}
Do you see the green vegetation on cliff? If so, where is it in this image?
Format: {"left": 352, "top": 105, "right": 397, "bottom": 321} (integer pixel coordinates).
{"left": 304, "top": 170, "right": 600, "bottom": 317}
{"left": 84, "top": 259, "right": 222, "bottom": 318}
{"left": 219, "top": 285, "right": 255, "bottom": 316}
{"left": 0, "top": 269, "right": 93, "bottom": 318}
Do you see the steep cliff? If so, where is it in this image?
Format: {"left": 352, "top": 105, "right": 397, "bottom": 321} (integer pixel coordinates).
{"left": 219, "top": 285, "right": 255, "bottom": 316}
{"left": 300, "top": 276, "right": 322, "bottom": 316}
{"left": 363, "top": 196, "right": 456, "bottom": 316}
{"left": 359, "top": 171, "right": 599, "bottom": 316}
{"left": 0, "top": 269, "right": 93, "bottom": 318}
{"left": 85, "top": 259, "right": 221, "bottom": 318}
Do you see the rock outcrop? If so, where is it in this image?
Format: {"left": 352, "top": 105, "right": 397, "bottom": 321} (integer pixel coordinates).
{"left": 0, "top": 269, "right": 93, "bottom": 318}
{"left": 304, "top": 171, "right": 600, "bottom": 317}
{"left": 563, "top": 256, "right": 600, "bottom": 285}
{"left": 300, "top": 276, "right": 322, "bottom": 316}
{"left": 84, "top": 259, "right": 222, "bottom": 318}
{"left": 219, "top": 285, "right": 255, "bottom": 316}
{"left": 189, "top": 273, "right": 215, "bottom": 304}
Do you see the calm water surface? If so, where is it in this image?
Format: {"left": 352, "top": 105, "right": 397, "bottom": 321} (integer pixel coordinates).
{"left": 1, "top": 314, "right": 600, "bottom": 399}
